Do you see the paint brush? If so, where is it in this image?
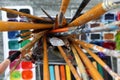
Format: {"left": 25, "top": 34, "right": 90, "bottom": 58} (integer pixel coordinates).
{"left": 58, "top": 0, "right": 70, "bottom": 26}
{"left": 72, "top": 43, "right": 104, "bottom": 80}
{"left": 18, "top": 35, "right": 33, "bottom": 43}
{"left": 88, "top": 21, "right": 120, "bottom": 33}
{"left": 81, "top": 45, "right": 120, "bottom": 80}
{"left": 69, "top": 37, "right": 120, "bottom": 58}
{"left": 10, "top": 44, "right": 34, "bottom": 74}
{"left": 53, "top": 14, "right": 59, "bottom": 29}
{"left": 70, "top": 0, "right": 91, "bottom": 22}
{"left": 68, "top": 1, "right": 120, "bottom": 27}
{"left": 41, "top": 7, "right": 54, "bottom": 22}
{"left": 10, "top": 31, "right": 46, "bottom": 74}
{"left": 71, "top": 44, "right": 89, "bottom": 80}
{"left": 0, "top": 31, "right": 46, "bottom": 74}
{"left": 50, "top": 21, "right": 120, "bottom": 36}
{"left": 16, "top": 31, "right": 32, "bottom": 37}
{"left": 0, "top": 7, "right": 52, "bottom": 23}
{"left": 0, "top": 21, "right": 53, "bottom": 31}
{"left": 57, "top": 46, "right": 82, "bottom": 80}
{"left": 43, "top": 35, "right": 50, "bottom": 80}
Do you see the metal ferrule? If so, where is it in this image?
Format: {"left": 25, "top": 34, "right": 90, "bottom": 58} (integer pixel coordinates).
{"left": 102, "top": 1, "right": 119, "bottom": 11}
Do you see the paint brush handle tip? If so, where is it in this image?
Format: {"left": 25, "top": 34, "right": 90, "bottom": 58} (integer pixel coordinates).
{"left": 0, "top": 59, "right": 10, "bottom": 74}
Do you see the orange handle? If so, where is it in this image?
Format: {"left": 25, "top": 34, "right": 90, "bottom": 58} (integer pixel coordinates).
{"left": 68, "top": 3, "right": 106, "bottom": 27}
{"left": 0, "top": 59, "right": 10, "bottom": 74}
{"left": 50, "top": 27, "right": 69, "bottom": 33}
{"left": 60, "top": 0, "right": 70, "bottom": 14}
{"left": 0, "top": 21, "right": 53, "bottom": 31}
{"left": 73, "top": 43, "right": 104, "bottom": 80}
{"left": 57, "top": 46, "right": 82, "bottom": 80}
{"left": 20, "top": 31, "right": 32, "bottom": 37}
{"left": 43, "top": 35, "right": 50, "bottom": 80}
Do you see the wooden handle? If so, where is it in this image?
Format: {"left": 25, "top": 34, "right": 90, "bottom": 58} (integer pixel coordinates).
{"left": 68, "top": 3, "right": 106, "bottom": 27}
{"left": 71, "top": 44, "right": 89, "bottom": 80}
{"left": 60, "top": 0, "right": 70, "bottom": 14}
{"left": 0, "top": 21, "right": 53, "bottom": 31}
{"left": 43, "top": 35, "right": 50, "bottom": 80}
{"left": 81, "top": 45, "right": 120, "bottom": 79}
{"left": 18, "top": 35, "right": 33, "bottom": 43}
{"left": 70, "top": 38, "right": 105, "bottom": 52}
{"left": 0, "top": 7, "right": 51, "bottom": 22}
{"left": 73, "top": 43, "right": 104, "bottom": 80}
{"left": 0, "top": 59, "right": 10, "bottom": 74}
{"left": 57, "top": 46, "right": 82, "bottom": 80}
{"left": 19, "top": 31, "right": 32, "bottom": 37}
{"left": 20, "top": 31, "right": 46, "bottom": 52}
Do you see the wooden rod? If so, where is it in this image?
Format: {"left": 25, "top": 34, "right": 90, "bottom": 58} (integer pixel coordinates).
{"left": 71, "top": 44, "right": 89, "bottom": 80}
{"left": 18, "top": 35, "right": 32, "bottom": 43}
{"left": 18, "top": 35, "right": 33, "bottom": 43}
{"left": 0, "top": 7, "right": 51, "bottom": 22}
{"left": 81, "top": 45, "right": 120, "bottom": 80}
{"left": 58, "top": 0, "right": 70, "bottom": 26}
{"left": 57, "top": 46, "right": 82, "bottom": 80}
{"left": 0, "top": 21, "right": 53, "bottom": 31}
{"left": 68, "top": 3, "right": 106, "bottom": 27}
{"left": 43, "top": 35, "right": 50, "bottom": 80}
{"left": 69, "top": 37, "right": 107, "bottom": 53}
{"left": 73, "top": 43, "right": 104, "bottom": 80}
{"left": 20, "top": 31, "right": 46, "bottom": 52}
{"left": 17, "top": 31, "right": 32, "bottom": 37}
{"left": 60, "top": 0, "right": 70, "bottom": 14}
